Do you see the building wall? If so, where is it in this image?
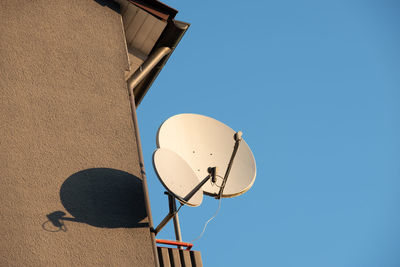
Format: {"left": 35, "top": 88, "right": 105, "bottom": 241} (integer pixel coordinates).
{"left": 0, "top": 1, "right": 156, "bottom": 266}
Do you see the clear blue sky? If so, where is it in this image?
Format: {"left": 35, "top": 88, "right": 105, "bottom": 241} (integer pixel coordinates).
{"left": 138, "top": 1, "right": 400, "bottom": 266}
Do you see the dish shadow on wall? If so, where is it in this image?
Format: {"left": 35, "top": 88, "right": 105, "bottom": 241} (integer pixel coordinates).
{"left": 43, "top": 168, "right": 148, "bottom": 232}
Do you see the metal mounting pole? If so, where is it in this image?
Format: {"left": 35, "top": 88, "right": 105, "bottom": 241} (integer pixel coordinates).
{"left": 170, "top": 194, "right": 182, "bottom": 243}
{"left": 153, "top": 167, "right": 218, "bottom": 238}
{"left": 152, "top": 193, "right": 182, "bottom": 237}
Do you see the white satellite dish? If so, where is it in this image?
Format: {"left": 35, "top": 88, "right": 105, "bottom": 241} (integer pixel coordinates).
{"left": 156, "top": 113, "right": 257, "bottom": 198}
{"left": 152, "top": 113, "right": 256, "bottom": 244}
{"left": 153, "top": 148, "right": 203, "bottom": 207}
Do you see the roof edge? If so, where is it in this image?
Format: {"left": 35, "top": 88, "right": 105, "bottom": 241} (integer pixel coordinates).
{"left": 133, "top": 19, "right": 190, "bottom": 106}
{"left": 128, "top": 0, "right": 178, "bottom": 21}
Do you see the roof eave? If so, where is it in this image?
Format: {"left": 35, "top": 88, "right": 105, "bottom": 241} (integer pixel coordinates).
{"left": 133, "top": 19, "right": 190, "bottom": 106}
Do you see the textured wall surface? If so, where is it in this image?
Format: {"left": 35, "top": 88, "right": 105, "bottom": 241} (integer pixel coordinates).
{"left": 0, "top": 1, "right": 156, "bottom": 266}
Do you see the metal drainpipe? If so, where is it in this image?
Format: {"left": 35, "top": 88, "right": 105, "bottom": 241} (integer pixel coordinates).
{"left": 127, "top": 47, "right": 171, "bottom": 92}
{"left": 127, "top": 47, "right": 171, "bottom": 267}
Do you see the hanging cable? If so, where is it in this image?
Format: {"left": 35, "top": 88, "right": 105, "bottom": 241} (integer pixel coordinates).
{"left": 189, "top": 196, "right": 222, "bottom": 243}
{"left": 210, "top": 174, "right": 225, "bottom": 188}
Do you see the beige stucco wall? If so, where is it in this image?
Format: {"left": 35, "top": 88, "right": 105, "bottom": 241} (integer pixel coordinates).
{"left": 0, "top": 1, "right": 155, "bottom": 266}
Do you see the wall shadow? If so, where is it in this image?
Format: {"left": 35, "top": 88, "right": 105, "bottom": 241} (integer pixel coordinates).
{"left": 47, "top": 168, "right": 148, "bottom": 230}
{"left": 93, "top": 0, "right": 120, "bottom": 13}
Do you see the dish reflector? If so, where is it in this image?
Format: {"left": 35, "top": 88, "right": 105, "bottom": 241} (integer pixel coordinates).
{"left": 157, "top": 113, "right": 256, "bottom": 198}
{"left": 153, "top": 148, "right": 203, "bottom": 207}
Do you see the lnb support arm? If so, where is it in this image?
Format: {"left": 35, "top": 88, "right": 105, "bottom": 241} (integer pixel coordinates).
{"left": 216, "top": 131, "right": 243, "bottom": 199}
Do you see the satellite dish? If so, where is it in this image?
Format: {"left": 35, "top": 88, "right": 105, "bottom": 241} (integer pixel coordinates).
{"left": 153, "top": 148, "right": 203, "bottom": 207}
{"left": 156, "top": 113, "right": 256, "bottom": 198}
{"left": 151, "top": 113, "right": 257, "bottom": 244}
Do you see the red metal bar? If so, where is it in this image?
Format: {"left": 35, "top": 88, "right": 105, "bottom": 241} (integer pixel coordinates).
{"left": 156, "top": 239, "right": 193, "bottom": 250}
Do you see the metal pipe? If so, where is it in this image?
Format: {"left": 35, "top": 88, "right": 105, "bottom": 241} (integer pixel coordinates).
{"left": 127, "top": 46, "right": 171, "bottom": 267}
{"left": 217, "top": 131, "right": 243, "bottom": 199}
{"left": 152, "top": 193, "right": 182, "bottom": 237}
{"left": 129, "top": 94, "right": 160, "bottom": 267}
{"left": 156, "top": 239, "right": 193, "bottom": 251}
{"left": 153, "top": 212, "right": 176, "bottom": 236}
{"left": 127, "top": 47, "right": 171, "bottom": 92}
{"left": 183, "top": 174, "right": 212, "bottom": 203}
{"left": 171, "top": 196, "right": 182, "bottom": 244}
